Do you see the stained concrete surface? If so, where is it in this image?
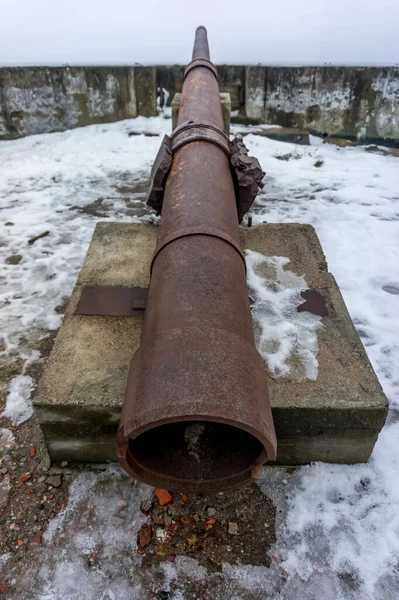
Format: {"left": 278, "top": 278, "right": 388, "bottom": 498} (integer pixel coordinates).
{"left": 33, "top": 222, "right": 388, "bottom": 465}
{"left": 1, "top": 65, "right": 398, "bottom": 143}
{"left": 0, "top": 66, "right": 139, "bottom": 138}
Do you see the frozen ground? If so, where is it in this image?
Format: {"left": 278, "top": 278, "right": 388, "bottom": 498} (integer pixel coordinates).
{"left": 0, "top": 115, "right": 399, "bottom": 599}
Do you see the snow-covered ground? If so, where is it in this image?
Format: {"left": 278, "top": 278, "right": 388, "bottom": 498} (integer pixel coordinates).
{"left": 1, "top": 116, "right": 399, "bottom": 599}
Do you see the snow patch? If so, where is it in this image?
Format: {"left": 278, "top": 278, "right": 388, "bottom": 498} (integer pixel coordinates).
{"left": 2, "top": 374, "right": 33, "bottom": 425}
{"left": 246, "top": 250, "right": 323, "bottom": 380}
{"left": 40, "top": 466, "right": 152, "bottom": 599}
{"left": 243, "top": 130, "right": 399, "bottom": 408}
{"left": 256, "top": 423, "right": 399, "bottom": 600}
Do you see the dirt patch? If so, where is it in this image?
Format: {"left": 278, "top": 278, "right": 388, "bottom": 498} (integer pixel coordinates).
{"left": 365, "top": 145, "right": 399, "bottom": 157}
{"left": 70, "top": 178, "right": 152, "bottom": 221}
{"left": 0, "top": 297, "right": 72, "bottom": 560}
{"left": 70, "top": 198, "right": 109, "bottom": 218}
{"left": 24, "top": 333, "right": 58, "bottom": 389}
{"left": 127, "top": 131, "right": 160, "bottom": 138}
{"left": 116, "top": 180, "right": 148, "bottom": 195}
{"left": 0, "top": 417, "right": 70, "bottom": 556}
{"left": 274, "top": 150, "right": 303, "bottom": 161}
{"left": 138, "top": 483, "right": 276, "bottom": 572}
{"left": 324, "top": 137, "right": 359, "bottom": 148}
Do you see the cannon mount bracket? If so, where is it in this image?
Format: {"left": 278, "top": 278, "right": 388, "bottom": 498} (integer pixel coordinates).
{"left": 230, "top": 136, "right": 265, "bottom": 222}
{"left": 146, "top": 125, "right": 265, "bottom": 222}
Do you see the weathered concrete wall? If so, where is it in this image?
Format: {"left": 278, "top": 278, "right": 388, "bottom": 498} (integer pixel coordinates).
{"left": 263, "top": 67, "right": 399, "bottom": 144}
{"left": 0, "top": 66, "right": 143, "bottom": 139}
{"left": 0, "top": 65, "right": 398, "bottom": 143}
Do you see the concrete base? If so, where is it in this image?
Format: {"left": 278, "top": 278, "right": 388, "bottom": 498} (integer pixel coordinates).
{"left": 171, "top": 92, "right": 231, "bottom": 136}
{"left": 33, "top": 222, "right": 388, "bottom": 465}
{"left": 241, "top": 127, "right": 310, "bottom": 145}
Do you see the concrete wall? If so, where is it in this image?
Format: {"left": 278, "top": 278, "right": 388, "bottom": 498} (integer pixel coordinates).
{"left": 262, "top": 67, "right": 399, "bottom": 144}
{"left": 0, "top": 66, "right": 152, "bottom": 139}
{"left": 0, "top": 65, "right": 398, "bottom": 144}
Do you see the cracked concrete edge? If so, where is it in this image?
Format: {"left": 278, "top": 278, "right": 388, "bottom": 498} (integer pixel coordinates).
{"left": 45, "top": 430, "right": 381, "bottom": 465}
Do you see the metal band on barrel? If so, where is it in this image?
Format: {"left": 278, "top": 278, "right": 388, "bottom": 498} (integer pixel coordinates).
{"left": 171, "top": 121, "right": 230, "bottom": 157}
{"left": 151, "top": 225, "right": 246, "bottom": 272}
{"left": 184, "top": 58, "right": 218, "bottom": 81}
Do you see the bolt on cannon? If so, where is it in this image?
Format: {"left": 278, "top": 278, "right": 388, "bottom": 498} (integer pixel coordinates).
{"left": 116, "top": 26, "right": 277, "bottom": 492}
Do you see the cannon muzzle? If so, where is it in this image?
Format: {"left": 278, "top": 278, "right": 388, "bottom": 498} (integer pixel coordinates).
{"left": 192, "top": 25, "right": 210, "bottom": 60}
{"left": 116, "top": 27, "right": 277, "bottom": 492}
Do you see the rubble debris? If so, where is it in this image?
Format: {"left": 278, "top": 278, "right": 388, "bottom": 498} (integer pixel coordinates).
{"left": 5, "top": 255, "right": 22, "bottom": 265}
{"left": 155, "top": 489, "right": 172, "bottom": 506}
{"left": 46, "top": 474, "right": 62, "bottom": 488}
{"left": 28, "top": 231, "right": 50, "bottom": 245}
{"left": 138, "top": 523, "right": 152, "bottom": 548}
{"left": 140, "top": 498, "right": 153, "bottom": 514}
{"left": 228, "top": 521, "right": 238, "bottom": 535}
{"left": 139, "top": 482, "right": 276, "bottom": 571}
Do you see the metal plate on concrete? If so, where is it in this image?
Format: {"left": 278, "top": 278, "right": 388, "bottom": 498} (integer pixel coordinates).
{"left": 76, "top": 286, "right": 148, "bottom": 316}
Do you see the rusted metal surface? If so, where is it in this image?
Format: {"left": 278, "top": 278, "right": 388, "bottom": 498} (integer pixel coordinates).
{"left": 117, "top": 26, "right": 277, "bottom": 492}
{"left": 230, "top": 136, "right": 265, "bottom": 222}
{"left": 192, "top": 25, "right": 210, "bottom": 60}
{"left": 76, "top": 286, "right": 148, "bottom": 316}
{"left": 150, "top": 224, "right": 245, "bottom": 273}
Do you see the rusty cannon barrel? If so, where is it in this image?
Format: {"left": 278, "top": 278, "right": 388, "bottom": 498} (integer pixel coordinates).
{"left": 117, "top": 26, "right": 277, "bottom": 492}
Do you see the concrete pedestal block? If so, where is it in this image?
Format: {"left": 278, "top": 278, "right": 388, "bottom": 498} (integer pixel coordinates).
{"left": 171, "top": 92, "right": 231, "bottom": 135}
{"left": 33, "top": 222, "right": 388, "bottom": 465}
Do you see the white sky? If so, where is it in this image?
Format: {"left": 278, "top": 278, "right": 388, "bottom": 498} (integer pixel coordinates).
{"left": 0, "top": 0, "right": 398, "bottom": 66}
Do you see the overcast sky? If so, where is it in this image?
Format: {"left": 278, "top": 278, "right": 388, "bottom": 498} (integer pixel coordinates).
{"left": 1, "top": 0, "right": 398, "bottom": 66}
